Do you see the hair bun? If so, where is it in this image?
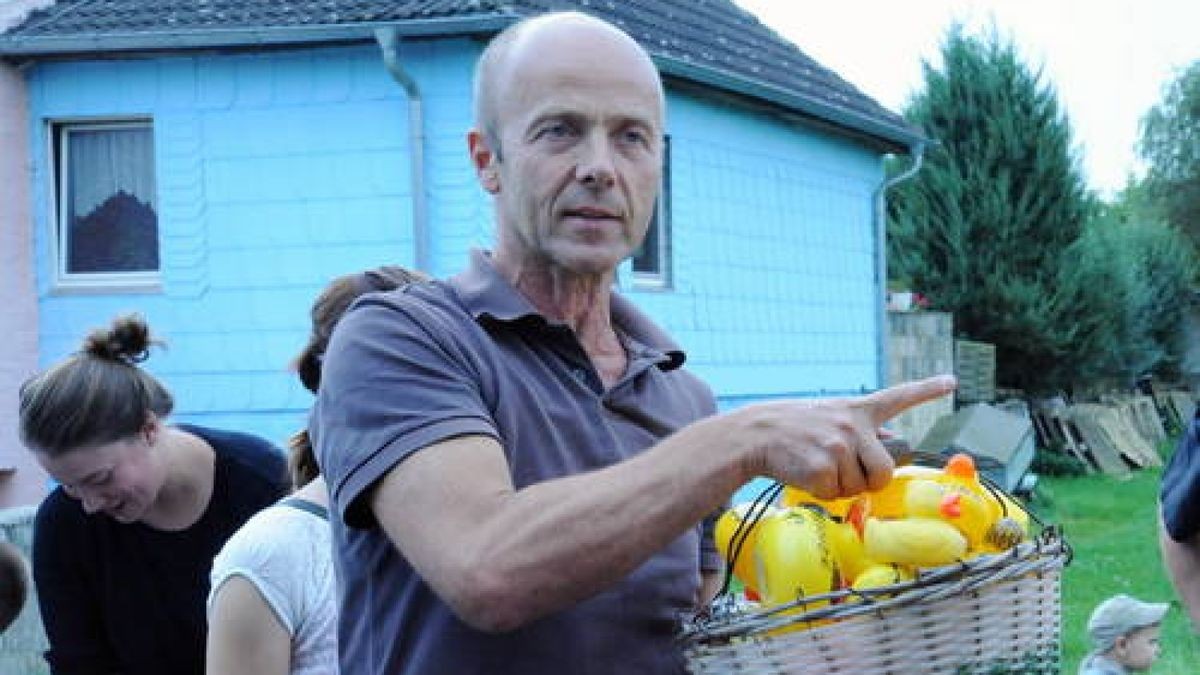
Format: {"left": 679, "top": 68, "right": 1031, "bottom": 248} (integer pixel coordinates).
{"left": 82, "top": 314, "right": 157, "bottom": 365}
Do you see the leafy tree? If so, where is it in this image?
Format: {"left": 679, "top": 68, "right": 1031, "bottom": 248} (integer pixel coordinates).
{"left": 887, "top": 26, "right": 1091, "bottom": 393}
{"left": 1049, "top": 211, "right": 1195, "bottom": 389}
{"left": 1138, "top": 60, "right": 1200, "bottom": 250}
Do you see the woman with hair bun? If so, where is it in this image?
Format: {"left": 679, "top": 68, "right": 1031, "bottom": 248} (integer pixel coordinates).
{"left": 206, "top": 265, "right": 426, "bottom": 675}
{"left": 21, "top": 314, "right": 289, "bottom": 675}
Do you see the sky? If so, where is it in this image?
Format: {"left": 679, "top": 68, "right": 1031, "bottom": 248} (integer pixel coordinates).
{"left": 734, "top": 0, "right": 1200, "bottom": 198}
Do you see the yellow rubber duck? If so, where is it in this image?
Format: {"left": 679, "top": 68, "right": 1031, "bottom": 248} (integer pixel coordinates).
{"left": 851, "top": 563, "right": 915, "bottom": 591}
{"left": 862, "top": 516, "right": 968, "bottom": 567}
{"left": 903, "top": 477, "right": 995, "bottom": 550}
{"left": 780, "top": 485, "right": 856, "bottom": 518}
{"left": 714, "top": 502, "right": 781, "bottom": 593}
{"left": 753, "top": 506, "right": 839, "bottom": 608}
{"left": 938, "top": 454, "right": 1027, "bottom": 552}
{"left": 864, "top": 464, "right": 944, "bottom": 519}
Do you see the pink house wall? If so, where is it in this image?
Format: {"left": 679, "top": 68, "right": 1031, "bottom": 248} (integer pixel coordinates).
{"left": 0, "top": 61, "right": 46, "bottom": 507}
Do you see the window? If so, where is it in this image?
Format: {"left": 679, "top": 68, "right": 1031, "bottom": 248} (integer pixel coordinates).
{"left": 632, "top": 135, "right": 671, "bottom": 287}
{"left": 53, "top": 120, "right": 159, "bottom": 288}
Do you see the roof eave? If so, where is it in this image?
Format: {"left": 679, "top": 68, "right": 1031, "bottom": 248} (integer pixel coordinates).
{"left": 0, "top": 14, "right": 515, "bottom": 56}
{"left": 655, "top": 54, "right": 925, "bottom": 154}
{"left": 0, "top": 15, "right": 924, "bottom": 153}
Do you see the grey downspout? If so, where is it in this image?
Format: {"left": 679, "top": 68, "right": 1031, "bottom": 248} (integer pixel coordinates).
{"left": 875, "top": 142, "right": 925, "bottom": 388}
{"left": 376, "top": 27, "right": 429, "bottom": 272}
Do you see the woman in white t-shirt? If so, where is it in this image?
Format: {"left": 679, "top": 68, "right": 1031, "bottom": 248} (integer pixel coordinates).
{"left": 205, "top": 266, "right": 426, "bottom": 675}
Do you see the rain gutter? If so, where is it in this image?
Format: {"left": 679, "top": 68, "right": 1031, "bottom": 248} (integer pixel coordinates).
{"left": 874, "top": 142, "right": 926, "bottom": 388}
{"left": 653, "top": 54, "right": 923, "bottom": 154}
{"left": 375, "top": 27, "right": 428, "bottom": 272}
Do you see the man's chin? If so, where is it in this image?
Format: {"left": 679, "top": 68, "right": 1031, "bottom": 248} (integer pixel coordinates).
{"left": 551, "top": 244, "right": 629, "bottom": 275}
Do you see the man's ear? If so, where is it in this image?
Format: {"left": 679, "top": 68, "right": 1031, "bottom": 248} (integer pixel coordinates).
{"left": 468, "top": 129, "right": 500, "bottom": 194}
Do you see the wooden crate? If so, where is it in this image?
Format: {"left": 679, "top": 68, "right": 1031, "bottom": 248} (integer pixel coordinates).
{"left": 955, "top": 340, "right": 996, "bottom": 404}
{"left": 1031, "top": 398, "right": 1093, "bottom": 472}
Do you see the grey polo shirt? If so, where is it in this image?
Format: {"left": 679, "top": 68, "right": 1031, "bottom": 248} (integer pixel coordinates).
{"left": 312, "top": 249, "right": 719, "bottom": 675}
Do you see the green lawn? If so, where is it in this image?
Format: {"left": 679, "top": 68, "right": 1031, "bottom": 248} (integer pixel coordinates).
{"left": 1034, "top": 458, "right": 1200, "bottom": 673}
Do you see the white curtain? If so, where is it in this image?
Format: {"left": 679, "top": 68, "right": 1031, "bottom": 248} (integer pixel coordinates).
{"left": 67, "top": 125, "right": 156, "bottom": 221}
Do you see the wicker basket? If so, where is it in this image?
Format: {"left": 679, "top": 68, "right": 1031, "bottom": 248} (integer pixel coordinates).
{"left": 680, "top": 527, "right": 1069, "bottom": 674}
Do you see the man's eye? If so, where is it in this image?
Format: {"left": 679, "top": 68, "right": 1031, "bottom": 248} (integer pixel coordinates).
{"left": 538, "top": 122, "right": 575, "bottom": 140}
{"left": 621, "top": 129, "right": 648, "bottom": 144}
{"left": 88, "top": 471, "right": 112, "bottom": 486}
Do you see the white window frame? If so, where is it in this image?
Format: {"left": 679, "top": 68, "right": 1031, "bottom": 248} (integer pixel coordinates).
{"left": 632, "top": 134, "right": 672, "bottom": 289}
{"left": 50, "top": 118, "right": 161, "bottom": 293}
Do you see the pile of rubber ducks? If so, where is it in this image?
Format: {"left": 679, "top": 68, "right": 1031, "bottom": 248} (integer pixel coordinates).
{"left": 715, "top": 453, "right": 1031, "bottom": 609}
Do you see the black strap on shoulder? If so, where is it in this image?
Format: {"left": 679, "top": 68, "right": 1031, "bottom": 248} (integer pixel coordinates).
{"left": 280, "top": 498, "right": 328, "bottom": 521}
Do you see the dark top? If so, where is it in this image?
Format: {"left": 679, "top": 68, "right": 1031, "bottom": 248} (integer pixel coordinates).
{"left": 1162, "top": 407, "right": 1200, "bottom": 541}
{"left": 32, "top": 424, "right": 288, "bottom": 675}
{"left": 312, "top": 249, "right": 720, "bottom": 675}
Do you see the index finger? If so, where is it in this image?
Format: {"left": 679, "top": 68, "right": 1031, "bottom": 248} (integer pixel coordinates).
{"left": 860, "top": 375, "right": 957, "bottom": 425}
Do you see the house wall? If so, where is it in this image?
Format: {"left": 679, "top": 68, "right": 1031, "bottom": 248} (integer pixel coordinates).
{"left": 22, "top": 40, "right": 886, "bottom": 475}
{"left": 0, "top": 61, "right": 47, "bottom": 508}
{"left": 25, "top": 41, "right": 490, "bottom": 458}
{"left": 651, "top": 90, "right": 884, "bottom": 405}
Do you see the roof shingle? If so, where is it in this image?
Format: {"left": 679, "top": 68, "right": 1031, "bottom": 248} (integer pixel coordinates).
{"left": 0, "top": 0, "right": 920, "bottom": 150}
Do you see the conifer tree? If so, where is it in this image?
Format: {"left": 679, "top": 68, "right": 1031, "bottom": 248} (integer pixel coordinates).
{"left": 887, "top": 26, "right": 1091, "bottom": 393}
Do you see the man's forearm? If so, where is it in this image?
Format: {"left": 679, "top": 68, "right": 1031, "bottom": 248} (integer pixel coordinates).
{"left": 1160, "top": 514, "right": 1200, "bottom": 630}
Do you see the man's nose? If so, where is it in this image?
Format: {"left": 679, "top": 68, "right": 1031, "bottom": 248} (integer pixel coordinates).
{"left": 576, "top": 135, "right": 616, "bottom": 189}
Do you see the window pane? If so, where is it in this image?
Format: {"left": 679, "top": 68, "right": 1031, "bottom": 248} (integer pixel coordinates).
{"left": 633, "top": 201, "right": 661, "bottom": 273}
{"left": 633, "top": 136, "right": 670, "bottom": 279}
{"left": 64, "top": 125, "right": 158, "bottom": 274}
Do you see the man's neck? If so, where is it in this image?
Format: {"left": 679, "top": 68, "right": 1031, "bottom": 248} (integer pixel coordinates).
{"left": 493, "top": 250, "right": 627, "bottom": 385}
{"left": 495, "top": 253, "right": 614, "bottom": 334}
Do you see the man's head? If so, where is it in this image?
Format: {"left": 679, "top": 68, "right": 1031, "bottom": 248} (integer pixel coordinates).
{"left": 1087, "top": 594, "right": 1167, "bottom": 671}
{"left": 470, "top": 12, "right": 666, "bottom": 278}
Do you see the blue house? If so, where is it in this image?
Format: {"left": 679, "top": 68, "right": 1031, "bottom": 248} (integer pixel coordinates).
{"left": 0, "top": 0, "right": 924, "bottom": 506}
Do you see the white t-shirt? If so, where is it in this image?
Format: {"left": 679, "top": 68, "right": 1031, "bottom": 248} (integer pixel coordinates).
{"left": 208, "top": 499, "right": 336, "bottom": 675}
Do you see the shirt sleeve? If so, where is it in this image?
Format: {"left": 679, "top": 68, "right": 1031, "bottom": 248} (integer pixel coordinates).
{"left": 312, "top": 291, "right": 497, "bottom": 529}
{"left": 1161, "top": 409, "right": 1200, "bottom": 541}
{"left": 32, "top": 494, "right": 119, "bottom": 675}
{"left": 209, "top": 507, "right": 304, "bottom": 637}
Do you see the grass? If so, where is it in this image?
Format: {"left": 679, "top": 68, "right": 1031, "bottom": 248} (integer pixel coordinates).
{"left": 1032, "top": 442, "right": 1200, "bottom": 673}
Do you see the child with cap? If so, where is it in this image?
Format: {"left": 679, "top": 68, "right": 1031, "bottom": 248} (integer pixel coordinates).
{"left": 1079, "top": 594, "right": 1168, "bottom": 674}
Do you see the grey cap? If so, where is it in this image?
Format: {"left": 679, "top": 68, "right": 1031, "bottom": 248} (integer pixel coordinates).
{"left": 1086, "top": 594, "right": 1169, "bottom": 652}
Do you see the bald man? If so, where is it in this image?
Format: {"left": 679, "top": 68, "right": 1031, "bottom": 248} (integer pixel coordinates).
{"left": 312, "top": 11, "right": 956, "bottom": 673}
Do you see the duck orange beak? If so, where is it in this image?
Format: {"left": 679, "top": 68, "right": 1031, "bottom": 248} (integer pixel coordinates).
{"left": 939, "top": 492, "right": 962, "bottom": 518}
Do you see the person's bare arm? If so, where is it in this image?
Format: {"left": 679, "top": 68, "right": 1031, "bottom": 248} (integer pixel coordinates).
{"left": 370, "top": 375, "right": 955, "bottom": 632}
{"left": 1160, "top": 513, "right": 1200, "bottom": 630}
{"left": 206, "top": 576, "right": 291, "bottom": 675}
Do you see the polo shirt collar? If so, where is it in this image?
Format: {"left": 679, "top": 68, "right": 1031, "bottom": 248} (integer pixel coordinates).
{"left": 449, "top": 249, "right": 687, "bottom": 371}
